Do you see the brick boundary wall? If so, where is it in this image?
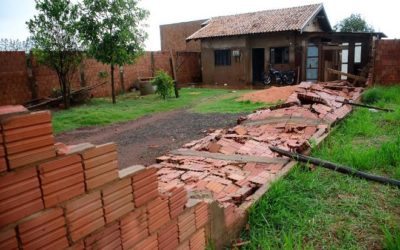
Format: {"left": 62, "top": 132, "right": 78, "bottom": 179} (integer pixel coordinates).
{"left": 373, "top": 39, "right": 400, "bottom": 85}
{"left": 0, "top": 107, "right": 209, "bottom": 250}
{"left": 0, "top": 51, "right": 201, "bottom": 106}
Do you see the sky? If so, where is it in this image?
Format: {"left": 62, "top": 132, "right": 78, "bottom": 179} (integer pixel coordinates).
{"left": 0, "top": 0, "right": 398, "bottom": 51}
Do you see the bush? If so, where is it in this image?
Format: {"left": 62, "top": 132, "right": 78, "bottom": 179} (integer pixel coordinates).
{"left": 151, "top": 71, "right": 174, "bottom": 99}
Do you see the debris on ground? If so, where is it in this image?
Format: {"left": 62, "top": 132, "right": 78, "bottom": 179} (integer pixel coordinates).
{"left": 151, "top": 81, "right": 363, "bottom": 225}
{"left": 238, "top": 85, "right": 299, "bottom": 103}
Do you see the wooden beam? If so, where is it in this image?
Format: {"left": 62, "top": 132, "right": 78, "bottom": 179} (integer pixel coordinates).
{"left": 169, "top": 149, "right": 289, "bottom": 164}
{"left": 322, "top": 45, "right": 349, "bottom": 51}
{"left": 270, "top": 146, "right": 400, "bottom": 188}
{"left": 241, "top": 115, "right": 329, "bottom": 127}
{"left": 326, "top": 68, "right": 366, "bottom": 82}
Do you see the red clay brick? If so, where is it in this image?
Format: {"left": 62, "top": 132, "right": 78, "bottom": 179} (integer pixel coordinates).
{"left": 134, "top": 234, "right": 158, "bottom": 250}
{"left": 104, "top": 192, "right": 133, "bottom": 214}
{"left": 120, "top": 209, "right": 148, "bottom": 249}
{"left": 42, "top": 172, "right": 84, "bottom": 195}
{"left": 132, "top": 167, "right": 157, "bottom": 183}
{"left": 161, "top": 239, "right": 180, "bottom": 250}
{"left": 19, "top": 208, "right": 68, "bottom": 250}
{"left": 81, "top": 143, "right": 116, "bottom": 160}
{"left": 170, "top": 193, "right": 188, "bottom": 208}
{"left": 3, "top": 123, "right": 53, "bottom": 143}
{"left": 1, "top": 111, "right": 51, "bottom": 130}
{"left": 85, "top": 160, "right": 118, "bottom": 179}
{"left": 18, "top": 208, "right": 66, "bottom": 246}
{"left": 170, "top": 206, "right": 185, "bottom": 219}
{"left": 178, "top": 210, "right": 196, "bottom": 242}
{"left": 84, "top": 151, "right": 117, "bottom": 169}
{"left": 134, "top": 189, "right": 159, "bottom": 207}
{"left": 65, "top": 192, "right": 105, "bottom": 242}
{"left": 86, "top": 168, "right": 119, "bottom": 190}
{"left": 0, "top": 188, "right": 41, "bottom": 213}
{"left": 40, "top": 162, "right": 83, "bottom": 184}
{"left": 176, "top": 240, "right": 190, "bottom": 250}
{"left": 0, "top": 145, "right": 4, "bottom": 157}
{"left": 195, "top": 202, "right": 208, "bottom": 229}
{"left": 149, "top": 215, "right": 170, "bottom": 234}
{"left": 0, "top": 167, "right": 44, "bottom": 226}
{"left": 132, "top": 171, "right": 158, "bottom": 189}
{"left": 85, "top": 223, "right": 122, "bottom": 250}
{"left": 66, "top": 241, "right": 85, "bottom": 250}
{"left": 158, "top": 221, "right": 179, "bottom": 250}
{"left": 39, "top": 156, "right": 85, "bottom": 207}
{"left": 105, "top": 201, "right": 134, "bottom": 223}
{"left": 0, "top": 228, "right": 18, "bottom": 250}
{"left": 7, "top": 145, "right": 56, "bottom": 169}
{"left": 134, "top": 181, "right": 158, "bottom": 198}
{"left": 40, "top": 236, "right": 69, "bottom": 250}
{"left": 6, "top": 135, "right": 54, "bottom": 154}
{"left": 0, "top": 164, "right": 36, "bottom": 189}
{"left": 39, "top": 154, "right": 81, "bottom": 173}
{"left": 0, "top": 158, "right": 6, "bottom": 173}
{"left": 102, "top": 178, "right": 131, "bottom": 196}
{"left": 44, "top": 183, "right": 85, "bottom": 208}
{"left": 70, "top": 216, "right": 105, "bottom": 243}
{"left": 147, "top": 198, "right": 170, "bottom": 233}
{"left": 189, "top": 228, "right": 206, "bottom": 250}
{"left": 0, "top": 176, "right": 38, "bottom": 200}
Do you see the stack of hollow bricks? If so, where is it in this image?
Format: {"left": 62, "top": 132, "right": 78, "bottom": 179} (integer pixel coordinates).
{"left": 0, "top": 107, "right": 209, "bottom": 249}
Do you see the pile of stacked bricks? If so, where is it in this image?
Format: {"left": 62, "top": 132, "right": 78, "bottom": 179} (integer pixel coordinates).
{"left": 152, "top": 81, "right": 363, "bottom": 236}
{"left": 0, "top": 107, "right": 208, "bottom": 249}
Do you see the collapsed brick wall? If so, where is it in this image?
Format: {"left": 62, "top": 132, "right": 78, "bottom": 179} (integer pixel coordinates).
{"left": 0, "top": 51, "right": 201, "bottom": 106}
{"left": 373, "top": 39, "right": 400, "bottom": 85}
{"left": 0, "top": 107, "right": 209, "bottom": 250}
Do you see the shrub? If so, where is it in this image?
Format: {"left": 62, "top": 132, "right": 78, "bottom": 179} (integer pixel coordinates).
{"left": 151, "top": 71, "right": 174, "bottom": 99}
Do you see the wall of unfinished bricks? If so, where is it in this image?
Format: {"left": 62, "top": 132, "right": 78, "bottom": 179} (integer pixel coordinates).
{"left": 373, "top": 39, "right": 400, "bottom": 85}
{"left": 0, "top": 108, "right": 209, "bottom": 250}
{"left": 0, "top": 51, "right": 201, "bottom": 106}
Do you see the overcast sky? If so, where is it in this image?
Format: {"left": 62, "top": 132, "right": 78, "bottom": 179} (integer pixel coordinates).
{"left": 0, "top": 0, "right": 397, "bottom": 50}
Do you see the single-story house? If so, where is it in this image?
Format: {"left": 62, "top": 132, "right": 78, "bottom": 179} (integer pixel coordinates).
{"left": 185, "top": 3, "right": 385, "bottom": 85}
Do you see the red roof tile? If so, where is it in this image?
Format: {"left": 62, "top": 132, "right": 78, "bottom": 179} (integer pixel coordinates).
{"left": 187, "top": 4, "right": 328, "bottom": 40}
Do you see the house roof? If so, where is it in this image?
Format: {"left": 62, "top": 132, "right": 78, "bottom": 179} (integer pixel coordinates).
{"left": 187, "top": 3, "right": 331, "bottom": 40}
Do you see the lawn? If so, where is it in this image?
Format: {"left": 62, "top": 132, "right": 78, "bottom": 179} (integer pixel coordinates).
{"left": 52, "top": 88, "right": 264, "bottom": 133}
{"left": 241, "top": 86, "right": 400, "bottom": 249}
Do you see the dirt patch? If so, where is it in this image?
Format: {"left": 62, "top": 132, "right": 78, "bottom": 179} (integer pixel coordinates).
{"left": 56, "top": 110, "right": 246, "bottom": 168}
{"left": 238, "top": 85, "right": 299, "bottom": 103}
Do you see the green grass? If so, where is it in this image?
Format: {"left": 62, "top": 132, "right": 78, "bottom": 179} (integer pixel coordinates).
{"left": 52, "top": 88, "right": 262, "bottom": 133}
{"left": 241, "top": 86, "right": 400, "bottom": 249}
{"left": 192, "top": 91, "right": 268, "bottom": 113}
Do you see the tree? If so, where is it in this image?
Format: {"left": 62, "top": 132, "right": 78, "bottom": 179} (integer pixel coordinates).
{"left": 334, "top": 14, "right": 375, "bottom": 32}
{"left": 27, "top": 0, "right": 83, "bottom": 109}
{"left": 79, "top": 0, "right": 149, "bottom": 104}
{"left": 0, "top": 38, "right": 35, "bottom": 52}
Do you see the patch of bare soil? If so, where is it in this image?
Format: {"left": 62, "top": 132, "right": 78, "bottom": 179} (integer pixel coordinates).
{"left": 56, "top": 110, "right": 246, "bottom": 168}
{"left": 238, "top": 85, "right": 299, "bottom": 103}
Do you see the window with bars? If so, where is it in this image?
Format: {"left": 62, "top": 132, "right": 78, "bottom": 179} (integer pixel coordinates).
{"left": 270, "top": 47, "right": 289, "bottom": 64}
{"left": 214, "top": 49, "right": 231, "bottom": 66}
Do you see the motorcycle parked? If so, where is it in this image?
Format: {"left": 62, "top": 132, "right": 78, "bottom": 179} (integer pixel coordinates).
{"left": 263, "top": 65, "right": 296, "bottom": 85}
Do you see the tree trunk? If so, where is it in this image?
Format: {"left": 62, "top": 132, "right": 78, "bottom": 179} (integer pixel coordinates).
{"left": 111, "top": 64, "right": 116, "bottom": 104}
{"left": 60, "top": 75, "right": 70, "bottom": 109}
{"left": 119, "top": 66, "right": 125, "bottom": 94}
